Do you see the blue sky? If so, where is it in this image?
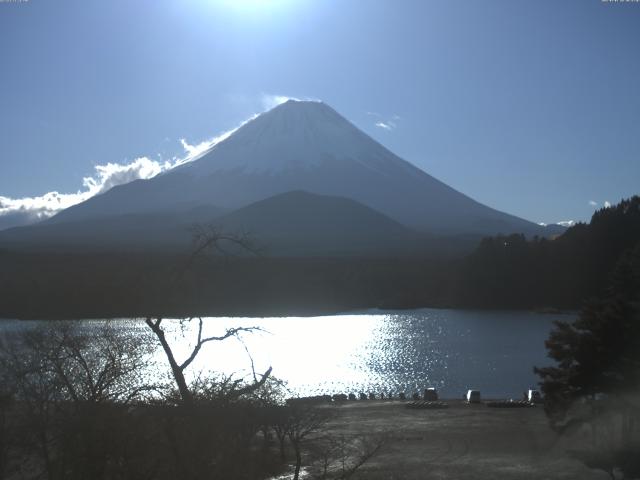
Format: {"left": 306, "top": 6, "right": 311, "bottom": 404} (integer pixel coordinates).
{"left": 0, "top": 0, "right": 639, "bottom": 226}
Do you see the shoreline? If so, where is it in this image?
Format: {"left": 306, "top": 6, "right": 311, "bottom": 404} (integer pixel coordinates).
{"left": 0, "top": 305, "right": 578, "bottom": 321}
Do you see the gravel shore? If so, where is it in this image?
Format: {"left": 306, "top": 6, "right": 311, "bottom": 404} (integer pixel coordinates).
{"left": 318, "top": 399, "right": 608, "bottom": 479}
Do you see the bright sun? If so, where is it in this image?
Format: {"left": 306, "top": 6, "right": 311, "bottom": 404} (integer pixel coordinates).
{"left": 218, "top": 0, "right": 285, "bottom": 9}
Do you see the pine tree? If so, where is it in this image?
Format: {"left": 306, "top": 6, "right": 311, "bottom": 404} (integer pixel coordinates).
{"left": 535, "top": 243, "right": 640, "bottom": 478}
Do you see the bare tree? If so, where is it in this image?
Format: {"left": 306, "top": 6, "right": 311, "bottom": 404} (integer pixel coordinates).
{"left": 318, "top": 433, "right": 386, "bottom": 480}
{"left": 271, "top": 404, "right": 385, "bottom": 480}
{"left": 0, "top": 392, "right": 11, "bottom": 479}
{"left": 282, "top": 405, "right": 334, "bottom": 480}
{"left": 51, "top": 322, "right": 156, "bottom": 404}
{"left": 143, "top": 226, "right": 272, "bottom": 406}
{"left": 249, "top": 376, "right": 289, "bottom": 450}
{"left": 144, "top": 317, "right": 272, "bottom": 405}
{"left": 0, "top": 321, "right": 155, "bottom": 479}
{"left": 2, "top": 322, "right": 154, "bottom": 405}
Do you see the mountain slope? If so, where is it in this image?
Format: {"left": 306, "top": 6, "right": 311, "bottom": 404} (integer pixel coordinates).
{"left": 215, "top": 190, "right": 424, "bottom": 256}
{"left": 0, "top": 191, "right": 425, "bottom": 256}
{"left": 0, "top": 205, "right": 226, "bottom": 252}
{"left": 47, "top": 100, "right": 545, "bottom": 237}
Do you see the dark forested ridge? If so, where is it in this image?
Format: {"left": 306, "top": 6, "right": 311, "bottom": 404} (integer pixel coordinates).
{"left": 456, "top": 196, "right": 640, "bottom": 309}
{"left": 0, "top": 252, "right": 454, "bottom": 319}
{"left": 0, "top": 197, "right": 638, "bottom": 319}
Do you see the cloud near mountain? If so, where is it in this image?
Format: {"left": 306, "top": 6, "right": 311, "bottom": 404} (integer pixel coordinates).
{"left": 0, "top": 129, "right": 242, "bottom": 231}
{"left": 0, "top": 157, "right": 170, "bottom": 230}
{"left": 0, "top": 94, "right": 292, "bottom": 231}
{"left": 42, "top": 100, "right": 551, "bottom": 238}
{"left": 0, "top": 99, "right": 571, "bottom": 234}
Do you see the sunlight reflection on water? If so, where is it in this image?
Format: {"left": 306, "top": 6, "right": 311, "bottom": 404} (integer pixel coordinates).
{"left": 128, "top": 309, "right": 568, "bottom": 398}
{"left": 2, "top": 309, "right": 572, "bottom": 398}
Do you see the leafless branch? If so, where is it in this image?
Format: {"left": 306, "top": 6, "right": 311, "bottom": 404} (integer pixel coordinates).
{"left": 188, "top": 224, "right": 260, "bottom": 263}
{"left": 179, "top": 322, "right": 263, "bottom": 372}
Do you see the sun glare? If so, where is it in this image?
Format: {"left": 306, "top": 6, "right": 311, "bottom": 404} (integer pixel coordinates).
{"left": 216, "top": 0, "right": 288, "bottom": 11}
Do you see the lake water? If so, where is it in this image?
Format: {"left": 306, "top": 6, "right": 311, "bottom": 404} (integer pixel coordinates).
{"left": 0, "top": 309, "right": 571, "bottom": 399}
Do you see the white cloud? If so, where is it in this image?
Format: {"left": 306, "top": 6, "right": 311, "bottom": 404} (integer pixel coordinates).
{"left": 261, "top": 94, "right": 299, "bottom": 110}
{"left": 260, "top": 93, "right": 322, "bottom": 112}
{"left": 178, "top": 125, "right": 239, "bottom": 163}
{"left": 0, "top": 96, "right": 363, "bottom": 230}
{"left": 557, "top": 220, "right": 576, "bottom": 227}
{"left": 82, "top": 157, "right": 166, "bottom": 195}
{"left": 588, "top": 199, "right": 612, "bottom": 209}
{"left": 180, "top": 138, "right": 210, "bottom": 159}
{"left": 371, "top": 111, "right": 399, "bottom": 131}
{"left": 0, "top": 157, "right": 168, "bottom": 228}
{"left": 0, "top": 120, "right": 247, "bottom": 229}
{"left": 375, "top": 121, "right": 394, "bottom": 131}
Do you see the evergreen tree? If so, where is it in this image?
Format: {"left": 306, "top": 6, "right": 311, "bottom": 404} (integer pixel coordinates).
{"left": 535, "top": 243, "right": 640, "bottom": 478}
{"left": 459, "top": 196, "right": 640, "bottom": 309}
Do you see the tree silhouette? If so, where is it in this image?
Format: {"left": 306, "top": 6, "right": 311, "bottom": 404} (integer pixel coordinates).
{"left": 144, "top": 317, "right": 271, "bottom": 405}
{"left": 535, "top": 242, "right": 640, "bottom": 478}
{"left": 458, "top": 196, "right": 640, "bottom": 309}
{"left": 144, "top": 225, "right": 271, "bottom": 406}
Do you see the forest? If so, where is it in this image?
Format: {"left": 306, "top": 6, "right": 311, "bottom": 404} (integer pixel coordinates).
{"left": 456, "top": 196, "right": 640, "bottom": 309}
{"left": 0, "top": 196, "right": 638, "bottom": 319}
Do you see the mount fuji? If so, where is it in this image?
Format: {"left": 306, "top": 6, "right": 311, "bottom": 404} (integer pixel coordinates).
{"left": 1, "top": 100, "right": 557, "bottom": 255}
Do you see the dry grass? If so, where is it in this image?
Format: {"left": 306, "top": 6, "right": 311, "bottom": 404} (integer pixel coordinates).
{"left": 317, "top": 400, "right": 609, "bottom": 480}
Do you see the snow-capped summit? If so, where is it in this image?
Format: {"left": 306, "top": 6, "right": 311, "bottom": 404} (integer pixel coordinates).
{"left": 181, "top": 100, "right": 412, "bottom": 176}
{"left": 44, "top": 100, "right": 545, "bottom": 237}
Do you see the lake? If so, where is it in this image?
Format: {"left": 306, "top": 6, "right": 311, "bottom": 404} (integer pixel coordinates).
{"left": 0, "top": 309, "right": 571, "bottom": 399}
